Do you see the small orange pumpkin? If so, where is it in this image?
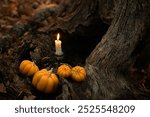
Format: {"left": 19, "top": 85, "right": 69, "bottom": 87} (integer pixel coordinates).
{"left": 19, "top": 60, "right": 39, "bottom": 76}
{"left": 71, "top": 66, "right": 86, "bottom": 82}
{"left": 32, "top": 69, "right": 59, "bottom": 93}
{"left": 57, "top": 64, "right": 71, "bottom": 78}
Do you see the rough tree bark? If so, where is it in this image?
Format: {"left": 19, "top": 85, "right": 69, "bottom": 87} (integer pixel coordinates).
{"left": 84, "top": 0, "right": 150, "bottom": 99}
{"left": 0, "top": 0, "right": 150, "bottom": 99}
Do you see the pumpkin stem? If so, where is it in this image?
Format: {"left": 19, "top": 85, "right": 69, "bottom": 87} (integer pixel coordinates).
{"left": 32, "top": 61, "right": 36, "bottom": 66}
{"left": 50, "top": 68, "right": 53, "bottom": 71}
{"left": 47, "top": 68, "right": 53, "bottom": 76}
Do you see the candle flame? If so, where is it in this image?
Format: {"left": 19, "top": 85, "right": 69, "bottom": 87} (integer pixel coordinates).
{"left": 57, "top": 33, "right": 60, "bottom": 40}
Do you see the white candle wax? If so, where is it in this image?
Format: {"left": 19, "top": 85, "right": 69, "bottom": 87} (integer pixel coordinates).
{"left": 55, "top": 33, "right": 63, "bottom": 56}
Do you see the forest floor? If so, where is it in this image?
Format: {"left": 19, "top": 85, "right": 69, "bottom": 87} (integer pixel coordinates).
{"left": 0, "top": 0, "right": 55, "bottom": 36}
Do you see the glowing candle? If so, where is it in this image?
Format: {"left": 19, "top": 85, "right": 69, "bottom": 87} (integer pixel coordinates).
{"left": 55, "top": 33, "right": 63, "bottom": 56}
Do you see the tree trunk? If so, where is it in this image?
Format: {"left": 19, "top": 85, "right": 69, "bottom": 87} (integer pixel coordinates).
{"left": 84, "top": 0, "right": 150, "bottom": 99}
